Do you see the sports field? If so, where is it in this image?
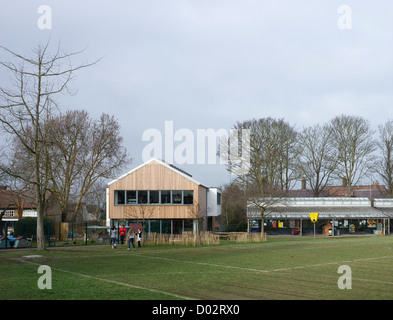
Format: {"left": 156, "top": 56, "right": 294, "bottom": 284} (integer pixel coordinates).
{"left": 1, "top": 236, "right": 392, "bottom": 300}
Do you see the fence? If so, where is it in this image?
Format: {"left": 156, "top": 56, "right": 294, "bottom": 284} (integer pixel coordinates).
{"left": 227, "top": 232, "right": 267, "bottom": 243}
{"left": 143, "top": 231, "right": 220, "bottom": 246}
{"left": 0, "top": 218, "right": 265, "bottom": 249}
{"left": 0, "top": 219, "right": 107, "bottom": 248}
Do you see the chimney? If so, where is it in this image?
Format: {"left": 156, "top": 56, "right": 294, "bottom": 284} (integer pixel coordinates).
{"left": 301, "top": 177, "right": 306, "bottom": 190}
{"left": 342, "top": 177, "right": 347, "bottom": 187}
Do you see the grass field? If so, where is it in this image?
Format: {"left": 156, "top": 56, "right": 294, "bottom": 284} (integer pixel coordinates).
{"left": 1, "top": 235, "right": 393, "bottom": 300}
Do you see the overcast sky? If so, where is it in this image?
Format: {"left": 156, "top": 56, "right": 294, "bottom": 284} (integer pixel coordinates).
{"left": 1, "top": 1, "right": 393, "bottom": 188}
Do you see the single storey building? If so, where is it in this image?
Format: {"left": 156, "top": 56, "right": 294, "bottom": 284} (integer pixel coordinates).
{"left": 247, "top": 197, "right": 391, "bottom": 236}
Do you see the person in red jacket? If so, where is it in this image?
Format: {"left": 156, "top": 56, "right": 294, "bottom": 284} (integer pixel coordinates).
{"left": 119, "top": 225, "right": 127, "bottom": 245}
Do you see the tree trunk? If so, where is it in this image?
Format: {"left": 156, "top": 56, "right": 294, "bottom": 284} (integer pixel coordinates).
{"left": 35, "top": 163, "right": 45, "bottom": 250}
{"left": 260, "top": 209, "right": 267, "bottom": 242}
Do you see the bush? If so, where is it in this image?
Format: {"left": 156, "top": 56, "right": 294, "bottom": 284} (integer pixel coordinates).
{"left": 235, "top": 222, "right": 247, "bottom": 232}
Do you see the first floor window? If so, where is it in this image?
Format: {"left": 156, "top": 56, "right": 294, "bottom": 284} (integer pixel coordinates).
{"left": 161, "top": 191, "right": 171, "bottom": 204}
{"left": 127, "top": 191, "right": 137, "bottom": 204}
{"left": 116, "top": 190, "right": 125, "bottom": 205}
{"left": 115, "top": 189, "right": 195, "bottom": 205}
{"left": 149, "top": 191, "right": 159, "bottom": 204}
{"left": 172, "top": 191, "right": 182, "bottom": 204}
{"left": 138, "top": 191, "right": 148, "bottom": 204}
{"left": 183, "top": 190, "right": 193, "bottom": 204}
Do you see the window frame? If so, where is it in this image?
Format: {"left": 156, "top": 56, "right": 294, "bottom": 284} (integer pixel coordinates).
{"left": 114, "top": 190, "right": 195, "bottom": 206}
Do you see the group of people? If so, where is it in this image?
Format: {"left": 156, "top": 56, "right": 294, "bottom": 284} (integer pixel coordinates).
{"left": 110, "top": 225, "right": 142, "bottom": 250}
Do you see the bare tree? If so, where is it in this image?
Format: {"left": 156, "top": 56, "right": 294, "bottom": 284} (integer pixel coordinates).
{"left": 0, "top": 41, "right": 98, "bottom": 249}
{"left": 124, "top": 205, "right": 157, "bottom": 231}
{"left": 375, "top": 120, "right": 393, "bottom": 197}
{"left": 186, "top": 200, "right": 210, "bottom": 232}
{"left": 329, "top": 114, "right": 376, "bottom": 195}
{"left": 46, "top": 110, "right": 130, "bottom": 221}
{"left": 8, "top": 109, "right": 130, "bottom": 221}
{"left": 82, "top": 178, "right": 108, "bottom": 220}
{"left": 222, "top": 118, "right": 298, "bottom": 238}
{"left": 298, "top": 124, "right": 338, "bottom": 196}
{"left": 228, "top": 118, "right": 300, "bottom": 191}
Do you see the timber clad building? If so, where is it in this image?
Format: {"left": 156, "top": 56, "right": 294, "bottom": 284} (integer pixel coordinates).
{"left": 106, "top": 158, "right": 221, "bottom": 234}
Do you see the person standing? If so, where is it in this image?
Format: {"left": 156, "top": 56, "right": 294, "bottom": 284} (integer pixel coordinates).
{"left": 127, "top": 228, "right": 136, "bottom": 251}
{"left": 110, "top": 226, "right": 118, "bottom": 249}
{"left": 137, "top": 228, "right": 142, "bottom": 248}
{"left": 119, "top": 225, "right": 126, "bottom": 245}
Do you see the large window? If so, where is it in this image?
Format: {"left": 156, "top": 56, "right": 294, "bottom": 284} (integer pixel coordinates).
{"left": 116, "top": 190, "right": 125, "bottom": 205}
{"left": 138, "top": 191, "right": 148, "bottom": 204}
{"left": 149, "top": 191, "right": 159, "bottom": 204}
{"left": 183, "top": 190, "right": 193, "bottom": 204}
{"left": 161, "top": 191, "right": 171, "bottom": 204}
{"left": 115, "top": 190, "right": 194, "bottom": 205}
{"left": 127, "top": 191, "right": 137, "bottom": 204}
{"left": 172, "top": 191, "right": 182, "bottom": 204}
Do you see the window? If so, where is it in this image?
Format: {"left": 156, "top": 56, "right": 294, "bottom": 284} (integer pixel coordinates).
{"left": 4, "top": 210, "right": 15, "bottom": 217}
{"left": 149, "top": 191, "right": 159, "bottom": 204}
{"left": 115, "top": 190, "right": 194, "bottom": 205}
{"left": 183, "top": 190, "right": 193, "bottom": 204}
{"left": 116, "top": 190, "right": 125, "bottom": 205}
{"left": 217, "top": 193, "right": 221, "bottom": 205}
{"left": 161, "top": 191, "right": 171, "bottom": 204}
{"left": 138, "top": 191, "right": 148, "bottom": 204}
{"left": 172, "top": 191, "right": 182, "bottom": 204}
{"left": 184, "top": 219, "right": 194, "bottom": 232}
{"left": 126, "top": 191, "right": 137, "bottom": 204}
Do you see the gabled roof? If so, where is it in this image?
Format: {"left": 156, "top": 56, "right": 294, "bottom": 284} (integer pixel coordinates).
{"left": 108, "top": 158, "right": 208, "bottom": 188}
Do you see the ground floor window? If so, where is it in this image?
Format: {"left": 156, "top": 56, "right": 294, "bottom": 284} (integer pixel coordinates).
{"left": 124, "top": 218, "right": 197, "bottom": 235}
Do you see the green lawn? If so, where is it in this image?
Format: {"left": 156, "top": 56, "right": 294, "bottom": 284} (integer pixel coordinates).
{"left": 1, "top": 236, "right": 393, "bottom": 300}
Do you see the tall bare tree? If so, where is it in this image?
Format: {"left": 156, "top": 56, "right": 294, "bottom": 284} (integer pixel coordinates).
{"left": 0, "top": 41, "right": 98, "bottom": 249}
{"left": 222, "top": 118, "right": 299, "bottom": 238}
{"left": 375, "top": 119, "right": 393, "bottom": 197}
{"left": 46, "top": 110, "right": 130, "bottom": 221}
{"left": 8, "top": 109, "right": 130, "bottom": 221}
{"left": 329, "top": 114, "right": 376, "bottom": 195}
{"left": 298, "top": 124, "right": 338, "bottom": 196}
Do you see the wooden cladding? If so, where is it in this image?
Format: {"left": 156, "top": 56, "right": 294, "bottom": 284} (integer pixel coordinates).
{"left": 108, "top": 160, "right": 207, "bottom": 220}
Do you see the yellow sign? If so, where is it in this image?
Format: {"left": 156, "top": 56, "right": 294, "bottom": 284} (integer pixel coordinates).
{"left": 309, "top": 213, "right": 319, "bottom": 223}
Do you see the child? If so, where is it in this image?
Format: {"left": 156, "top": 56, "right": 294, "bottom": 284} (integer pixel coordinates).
{"left": 110, "top": 226, "right": 117, "bottom": 249}
{"left": 127, "top": 228, "right": 136, "bottom": 251}
{"left": 119, "top": 225, "right": 126, "bottom": 245}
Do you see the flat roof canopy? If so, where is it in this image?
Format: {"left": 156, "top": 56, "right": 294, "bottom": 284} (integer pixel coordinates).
{"left": 247, "top": 197, "right": 393, "bottom": 219}
{"left": 247, "top": 206, "right": 389, "bottom": 219}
